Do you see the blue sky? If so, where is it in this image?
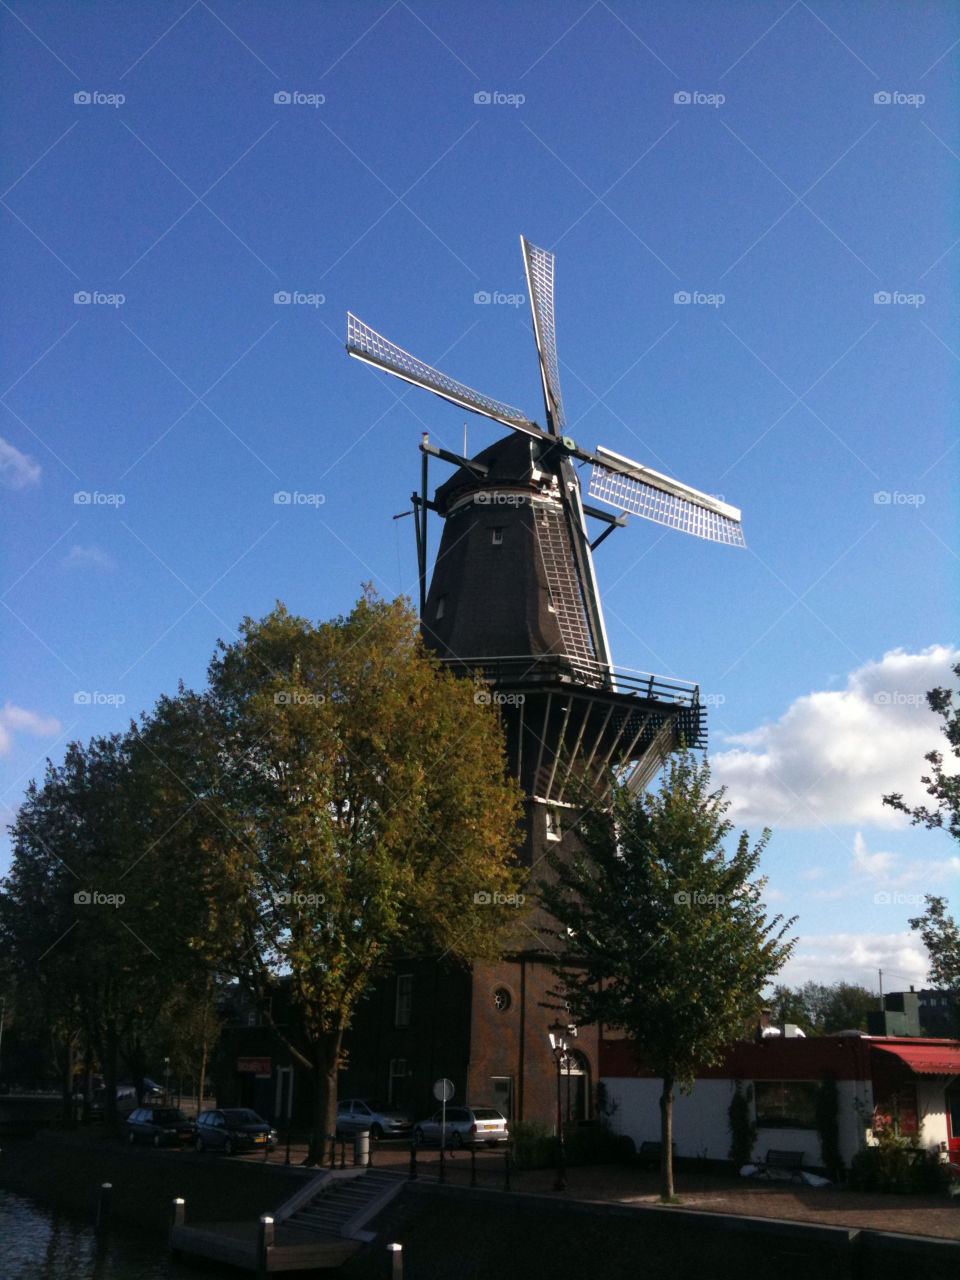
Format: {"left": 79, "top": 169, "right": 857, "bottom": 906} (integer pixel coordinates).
{"left": 2, "top": 1, "right": 958, "bottom": 994}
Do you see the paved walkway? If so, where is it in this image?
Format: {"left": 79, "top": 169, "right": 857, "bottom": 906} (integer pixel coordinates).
{"left": 238, "top": 1140, "right": 960, "bottom": 1240}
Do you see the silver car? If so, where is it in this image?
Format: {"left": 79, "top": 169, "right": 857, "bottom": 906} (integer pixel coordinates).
{"left": 335, "top": 1098, "right": 412, "bottom": 1140}
{"left": 413, "top": 1105, "right": 508, "bottom": 1149}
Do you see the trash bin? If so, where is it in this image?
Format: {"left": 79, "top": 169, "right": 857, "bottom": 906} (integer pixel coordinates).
{"left": 354, "top": 1129, "right": 370, "bottom": 1167}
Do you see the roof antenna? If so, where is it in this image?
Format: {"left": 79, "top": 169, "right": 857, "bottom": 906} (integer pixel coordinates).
{"left": 463, "top": 420, "right": 468, "bottom": 458}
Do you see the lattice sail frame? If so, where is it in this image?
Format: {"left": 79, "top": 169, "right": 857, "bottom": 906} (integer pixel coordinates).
{"left": 347, "top": 312, "right": 536, "bottom": 434}
{"left": 589, "top": 450, "right": 745, "bottom": 547}
{"left": 521, "top": 238, "right": 567, "bottom": 433}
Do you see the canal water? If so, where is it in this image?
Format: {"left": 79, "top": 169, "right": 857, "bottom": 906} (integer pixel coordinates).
{"left": 0, "top": 1189, "right": 213, "bottom": 1279}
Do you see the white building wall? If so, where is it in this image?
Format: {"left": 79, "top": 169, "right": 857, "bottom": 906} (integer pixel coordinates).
{"left": 602, "top": 1074, "right": 876, "bottom": 1168}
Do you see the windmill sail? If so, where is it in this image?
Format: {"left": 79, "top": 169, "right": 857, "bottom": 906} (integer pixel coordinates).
{"left": 521, "top": 238, "right": 567, "bottom": 434}
{"left": 346, "top": 312, "right": 537, "bottom": 435}
{"left": 588, "top": 446, "right": 746, "bottom": 547}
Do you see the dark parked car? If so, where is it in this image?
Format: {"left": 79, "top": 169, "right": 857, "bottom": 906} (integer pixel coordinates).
{"left": 335, "top": 1098, "right": 412, "bottom": 1140}
{"left": 126, "top": 1106, "right": 196, "bottom": 1147}
{"left": 195, "top": 1108, "right": 278, "bottom": 1155}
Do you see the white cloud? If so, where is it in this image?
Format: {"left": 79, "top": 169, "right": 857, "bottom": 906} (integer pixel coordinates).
{"left": 0, "top": 437, "right": 41, "bottom": 490}
{"left": 0, "top": 703, "right": 62, "bottom": 756}
{"left": 776, "top": 930, "right": 929, "bottom": 990}
{"left": 713, "top": 644, "right": 958, "bottom": 829}
{"left": 63, "top": 544, "right": 115, "bottom": 570}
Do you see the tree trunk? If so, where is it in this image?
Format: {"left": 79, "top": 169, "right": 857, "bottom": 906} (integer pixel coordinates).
{"left": 198, "top": 1035, "right": 208, "bottom": 1113}
{"left": 60, "top": 1034, "right": 76, "bottom": 1124}
{"left": 305, "top": 1029, "right": 342, "bottom": 1166}
{"left": 659, "top": 1076, "right": 675, "bottom": 1201}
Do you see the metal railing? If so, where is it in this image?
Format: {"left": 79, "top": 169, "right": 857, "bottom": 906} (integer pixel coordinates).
{"left": 439, "top": 654, "right": 701, "bottom": 707}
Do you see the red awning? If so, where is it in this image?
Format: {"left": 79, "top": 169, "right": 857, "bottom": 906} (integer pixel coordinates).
{"left": 872, "top": 1042, "right": 960, "bottom": 1076}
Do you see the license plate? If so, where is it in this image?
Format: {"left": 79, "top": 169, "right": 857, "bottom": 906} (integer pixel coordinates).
{"left": 254, "top": 1134, "right": 266, "bottom": 1143}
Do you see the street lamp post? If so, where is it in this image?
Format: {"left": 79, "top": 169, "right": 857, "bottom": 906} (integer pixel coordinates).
{"left": 548, "top": 1022, "right": 577, "bottom": 1193}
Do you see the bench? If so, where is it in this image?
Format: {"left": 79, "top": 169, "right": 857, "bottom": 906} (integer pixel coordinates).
{"left": 756, "top": 1149, "right": 805, "bottom": 1181}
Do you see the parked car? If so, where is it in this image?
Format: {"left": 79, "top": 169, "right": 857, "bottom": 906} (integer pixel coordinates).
{"left": 90, "top": 1078, "right": 165, "bottom": 1117}
{"left": 413, "top": 1105, "right": 508, "bottom": 1148}
{"left": 335, "top": 1098, "right": 412, "bottom": 1140}
{"left": 126, "top": 1106, "right": 196, "bottom": 1147}
{"left": 195, "top": 1108, "right": 278, "bottom": 1155}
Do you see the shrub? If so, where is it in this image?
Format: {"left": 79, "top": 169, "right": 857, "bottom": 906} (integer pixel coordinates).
{"left": 727, "top": 1082, "right": 756, "bottom": 1169}
{"left": 848, "top": 1129, "right": 950, "bottom": 1193}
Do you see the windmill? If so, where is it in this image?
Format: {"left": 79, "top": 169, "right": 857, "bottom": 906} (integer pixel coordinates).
{"left": 346, "top": 236, "right": 744, "bottom": 802}
{"left": 343, "top": 237, "right": 745, "bottom": 1127}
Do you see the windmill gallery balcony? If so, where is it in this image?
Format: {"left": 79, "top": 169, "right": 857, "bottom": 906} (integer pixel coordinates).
{"left": 438, "top": 653, "right": 707, "bottom": 804}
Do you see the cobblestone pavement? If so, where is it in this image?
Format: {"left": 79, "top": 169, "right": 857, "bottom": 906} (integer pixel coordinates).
{"left": 240, "top": 1140, "right": 960, "bottom": 1240}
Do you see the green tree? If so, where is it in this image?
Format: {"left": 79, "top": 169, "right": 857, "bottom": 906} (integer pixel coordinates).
{"left": 883, "top": 659, "right": 960, "bottom": 840}
{"left": 882, "top": 661, "right": 959, "bottom": 1034}
{"left": 539, "top": 752, "right": 796, "bottom": 1200}
{"left": 1, "top": 731, "right": 215, "bottom": 1127}
{"left": 158, "top": 593, "right": 526, "bottom": 1162}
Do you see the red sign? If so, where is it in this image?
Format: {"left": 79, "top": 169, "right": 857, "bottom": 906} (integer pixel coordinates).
{"left": 237, "top": 1057, "right": 272, "bottom": 1078}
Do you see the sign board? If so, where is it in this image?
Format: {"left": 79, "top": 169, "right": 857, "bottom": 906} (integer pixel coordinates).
{"left": 237, "top": 1056, "right": 272, "bottom": 1078}
{"left": 433, "top": 1078, "right": 454, "bottom": 1102}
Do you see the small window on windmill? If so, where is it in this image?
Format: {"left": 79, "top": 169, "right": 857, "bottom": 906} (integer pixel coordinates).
{"left": 545, "top": 808, "right": 561, "bottom": 841}
{"left": 436, "top": 595, "right": 446, "bottom": 620}
{"left": 491, "top": 528, "right": 503, "bottom": 546}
